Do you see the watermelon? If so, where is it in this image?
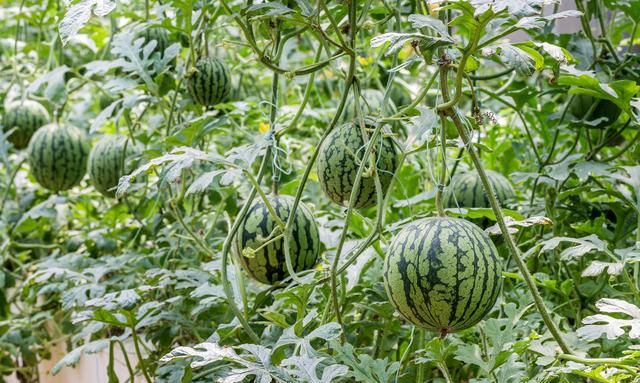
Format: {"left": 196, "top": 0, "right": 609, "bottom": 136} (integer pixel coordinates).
{"left": 384, "top": 217, "right": 502, "bottom": 334}
{"left": 88, "top": 135, "right": 139, "bottom": 197}
{"left": 136, "top": 27, "right": 171, "bottom": 60}
{"left": 569, "top": 94, "right": 621, "bottom": 128}
{"left": 186, "top": 57, "right": 231, "bottom": 107}
{"left": 2, "top": 100, "right": 49, "bottom": 149}
{"left": 317, "top": 121, "right": 398, "bottom": 209}
{"left": 236, "top": 195, "right": 320, "bottom": 285}
{"left": 389, "top": 85, "right": 411, "bottom": 108}
{"left": 343, "top": 88, "right": 397, "bottom": 120}
{"left": 443, "top": 170, "right": 515, "bottom": 209}
{"left": 27, "top": 123, "right": 90, "bottom": 191}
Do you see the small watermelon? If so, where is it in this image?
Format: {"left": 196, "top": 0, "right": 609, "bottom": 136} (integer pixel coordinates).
{"left": 88, "top": 135, "right": 139, "bottom": 197}
{"left": 2, "top": 100, "right": 49, "bottom": 149}
{"left": 27, "top": 123, "right": 90, "bottom": 191}
{"left": 384, "top": 217, "right": 502, "bottom": 334}
{"left": 236, "top": 195, "right": 320, "bottom": 285}
{"left": 136, "top": 27, "right": 171, "bottom": 60}
{"left": 186, "top": 57, "right": 232, "bottom": 107}
{"left": 443, "top": 170, "right": 515, "bottom": 209}
{"left": 317, "top": 122, "right": 398, "bottom": 209}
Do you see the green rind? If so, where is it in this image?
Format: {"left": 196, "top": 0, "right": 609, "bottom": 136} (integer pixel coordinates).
{"left": 88, "top": 135, "right": 138, "bottom": 197}
{"left": 443, "top": 170, "right": 515, "bottom": 209}
{"left": 27, "top": 123, "right": 90, "bottom": 191}
{"left": 2, "top": 100, "right": 49, "bottom": 149}
{"left": 136, "top": 28, "right": 170, "bottom": 58}
{"left": 186, "top": 58, "right": 231, "bottom": 107}
{"left": 317, "top": 122, "right": 398, "bottom": 209}
{"left": 236, "top": 195, "right": 320, "bottom": 285}
{"left": 383, "top": 217, "right": 502, "bottom": 333}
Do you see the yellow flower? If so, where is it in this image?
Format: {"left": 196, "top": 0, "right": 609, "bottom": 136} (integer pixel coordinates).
{"left": 357, "top": 56, "right": 374, "bottom": 66}
{"left": 428, "top": 1, "right": 440, "bottom": 17}
{"left": 399, "top": 44, "right": 414, "bottom": 60}
{"left": 259, "top": 122, "right": 270, "bottom": 134}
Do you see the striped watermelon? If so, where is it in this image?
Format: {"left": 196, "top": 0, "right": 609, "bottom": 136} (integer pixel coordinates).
{"left": 136, "top": 27, "right": 171, "bottom": 59}
{"left": 2, "top": 100, "right": 49, "bottom": 149}
{"left": 389, "top": 85, "right": 411, "bottom": 108}
{"left": 317, "top": 122, "right": 398, "bottom": 209}
{"left": 443, "top": 170, "right": 515, "bottom": 209}
{"left": 186, "top": 58, "right": 231, "bottom": 107}
{"left": 88, "top": 135, "right": 139, "bottom": 197}
{"left": 236, "top": 195, "right": 320, "bottom": 285}
{"left": 27, "top": 123, "right": 90, "bottom": 191}
{"left": 384, "top": 217, "right": 502, "bottom": 334}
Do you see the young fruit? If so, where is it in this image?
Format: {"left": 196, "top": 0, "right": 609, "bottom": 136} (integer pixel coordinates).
{"left": 2, "top": 100, "right": 49, "bottom": 149}
{"left": 27, "top": 123, "right": 90, "bottom": 191}
{"left": 186, "top": 57, "right": 232, "bottom": 107}
{"left": 236, "top": 195, "right": 320, "bottom": 285}
{"left": 136, "top": 27, "right": 171, "bottom": 59}
{"left": 569, "top": 94, "right": 621, "bottom": 128}
{"left": 88, "top": 135, "right": 139, "bottom": 198}
{"left": 384, "top": 217, "right": 502, "bottom": 334}
{"left": 443, "top": 170, "right": 515, "bottom": 209}
{"left": 317, "top": 122, "right": 398, "bottom": 209}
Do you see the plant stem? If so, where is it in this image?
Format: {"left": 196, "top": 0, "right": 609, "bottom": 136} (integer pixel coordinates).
{"left": 0, "top": 158, "right": 26, "bottom": 211}
{"left": 279, "top": 1, "right": 358, "bottom": 285}
{"left": 437, "top": 58, "right": 572, "bottom": 355}
{"left": 436, "top": 17, "right": 490, "bottom": 111}
{"left": 435, "top": 114, "right": 447, "bottom": 217}
{"left": 118, "top": 340, "right": 136, "bottom": 383}
{"left": 130, "top": 325, "right": 152, "bottom": 383}
{"left": 557, "top": 353, "right": 637, "bottom": 371}
{"left": 438, "top": 362, "right": 453, "bottom": 383}
{"left": 219, "top": 153, "right": 271, "bottom": 344}
{"left": 330, "top": 122, "right": 384, "bottom": 330}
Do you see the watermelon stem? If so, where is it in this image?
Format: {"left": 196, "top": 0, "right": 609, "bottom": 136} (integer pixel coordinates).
{"left": 328, "top": 0, "right": 360, "bottom": 336}
{"left": 435, "top": 115, "right": 447, "bottom": 217}
{"left": 218, "top": 153, "right": 274, "bottom": 344}
{"left": 437, "top": 55, "right": 573, "bottom": 355}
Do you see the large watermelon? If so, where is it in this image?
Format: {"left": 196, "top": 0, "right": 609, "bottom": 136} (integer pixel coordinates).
{"left": 569, "top": 94, "right": 620, "bottom": 128}
{"left": 27, "top": 123, "right": 90, "bottom": 191}
{"left": 384, "top": 217, "right": 502, "bottom": 334}
{"left": 443, "top": 170, "right": 515, "bottom": 209}
{"left": 2, "top": 100, "right": 49, "bottom": 149}
{"left": 88, "top": 135, "right": 139, "bottom": 197}
{"left": 317, "top": 122, "right": 398, "bottom": 209}
{"left": 186, "top": 57, "right": 231, "bottom": 107}
{"left": 236, "top": 195, "right": 320, "bottom": 285}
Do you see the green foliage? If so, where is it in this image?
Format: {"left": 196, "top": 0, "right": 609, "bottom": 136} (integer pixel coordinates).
{"left": 0, "top": 0, "right": 639, "bottom": 382}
